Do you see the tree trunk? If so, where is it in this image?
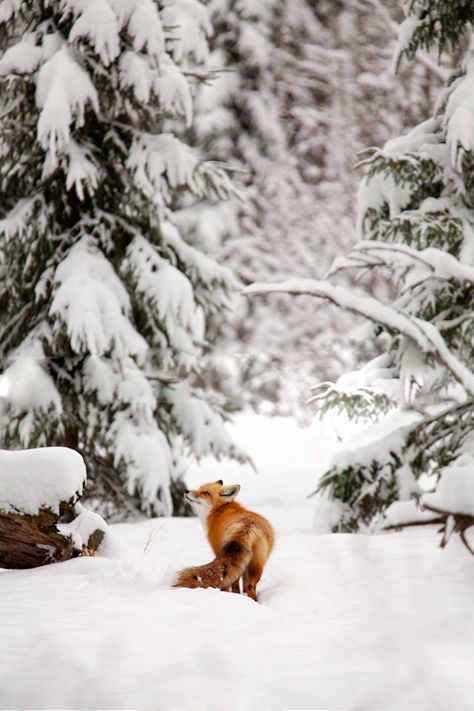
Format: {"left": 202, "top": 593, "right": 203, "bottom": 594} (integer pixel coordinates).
{"left": 63, "top": 423, "right": 79, "bottom": 450}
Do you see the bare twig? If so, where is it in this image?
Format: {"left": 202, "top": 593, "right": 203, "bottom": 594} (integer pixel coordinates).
{"left": 143, "top": 522, "right": 165, "bottom": 554}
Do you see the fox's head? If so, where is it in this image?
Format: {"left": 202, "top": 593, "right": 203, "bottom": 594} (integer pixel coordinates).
{"left": 185, "top": 480, "right": 241, "bottom": 515}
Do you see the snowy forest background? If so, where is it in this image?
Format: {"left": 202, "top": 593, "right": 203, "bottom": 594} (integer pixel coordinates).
{"left": 1, "top": 0, "right": 474, "bottom": 550}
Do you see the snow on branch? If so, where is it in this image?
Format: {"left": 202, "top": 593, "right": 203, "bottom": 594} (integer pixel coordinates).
{"left": 0, "top": 342, "right": 62, "bottom": 421}
{"left": 127, "top": 133, "right": 202, "bottom": 198}
{"left": 65, "top": 140, "right": 99, "bottom": 200}
{"left": 125, "top": 0, "right": 165, "bottom": 57}
{"left": 0, "top": 36, "right": 42, "bottom": 76}
{"left": 68, "top": 0, "right": 121, "bottom": 65}
{"left": 161, "top": 0, "right": 211, "bottom": 65}
{"left": 169, "top": 382, "right": 245, "bottom": 461}
{"left": 422, "top": 456, "right": 474, "bottom": 518}
{"left": 154, "top": 57, "right": 193, "bottom": 126}
{"left": 161, "top": 220, "right": 237, "bottom": 289}
{"left": 50, "top": 237, "right": 148, "bottom": 360}
{"left": 62, "top": 0, "right": 165, "bottom": 59}
{"left": 0, "top": 196, "right": 41, "bottom": 239}
{"left": 329, "top": 240, "right": 474, "bottom": 283}
{"left": 36, "top": 46, "right": 99, "bottom": 169}
{"left": 0, "top": 1, "right": 21, "bottom": 24}
{"left": 125, "top": 235, "right": 199, "bottom": 334}
{"left": 244, "top": 279, "right": 474, "bottom": 395}
{"left": 444, "top": 54, "right": 474, "bottom": 170}
{"left": 127, "top": 133, "right": 236, "bottom": 202}
{"left": 111, "top": 412, "right": 173, "bottom": 516}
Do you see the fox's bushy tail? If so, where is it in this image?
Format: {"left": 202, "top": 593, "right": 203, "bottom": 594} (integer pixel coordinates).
{"left": 173, "top": 539, "right": 252, "bottom": 590}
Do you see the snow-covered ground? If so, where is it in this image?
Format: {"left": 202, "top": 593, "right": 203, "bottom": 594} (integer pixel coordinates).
{"left": 1, "top": 413, "right": 473, "bottom": 710}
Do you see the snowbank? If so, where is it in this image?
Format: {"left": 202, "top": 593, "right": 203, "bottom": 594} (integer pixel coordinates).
{"left": 1, "top": 521, "right": 473, "bottom": 711}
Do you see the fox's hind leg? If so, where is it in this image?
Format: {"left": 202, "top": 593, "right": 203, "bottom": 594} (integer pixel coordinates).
{"left": 243, "top": 560, "right": 263, "bottom": 602}
{"left": 224, "top": 578, "right": 241, "bottom": 593}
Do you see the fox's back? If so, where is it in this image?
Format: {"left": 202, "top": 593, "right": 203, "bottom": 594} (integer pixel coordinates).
{"left": 207, "top": 501, "right": 274, "bottom": 558}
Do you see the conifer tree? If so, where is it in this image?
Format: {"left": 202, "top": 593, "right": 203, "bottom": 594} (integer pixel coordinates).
{"left": 247, "top": 1, "right": 474, "bottom": 547}
{"left": 0, "top": 0, "right": 243, "bottom": 518}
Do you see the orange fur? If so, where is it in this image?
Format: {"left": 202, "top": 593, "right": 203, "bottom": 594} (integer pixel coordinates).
{"left": 173, "top": 481, "right": 274, "bottom": 601}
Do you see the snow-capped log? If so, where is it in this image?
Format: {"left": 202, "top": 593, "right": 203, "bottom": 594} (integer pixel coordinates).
{"left": 0, "top": 447, "right": 106, "bottom": 569}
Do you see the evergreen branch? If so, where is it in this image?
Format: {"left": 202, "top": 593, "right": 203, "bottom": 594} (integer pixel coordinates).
{"left": 408, "top": 400, "right": 473, "bottom": 439}
{"left": 327, "top": 252, "right": 384, "bottom": 278}
{"left": 340, "top": 241, "right": 474, "bottom": 288}
{"left": 416, "top": 51, "right": 451, "bottom": 83}
{"left": 359, "top": 0, "right": 450, "bottom": 82}
{"left": 436, "top": 312, "right": 474, "bottom": 330}
{"left": 381, "top": 516, "right": 445, "bottom": 531}
{"left": 354, "top": 242, "right": 437, "bottom": 273}
{"left": 398, "top": 275, "right": 432, "bottom": 297}
{"left": 244, "top": 278, "right": 474, "bottom": 396}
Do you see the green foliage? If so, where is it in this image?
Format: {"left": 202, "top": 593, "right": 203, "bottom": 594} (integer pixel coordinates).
{"left": 317, "top": 453, "right": 402, "bottom": 532}
{"left": 362, "top": 208, "right": 464, "bottom": 254}
{"left": 362, "top": 150, "right": 444, "bottom": 198}
{"left": 407, "top": 401, "right": 474, "bottom": 476}
{"left": 398, "top": 0, "right": 474, "bottom": 63}
{"left": 310, "top": 383, "right": 396, "bottom": 422}
{"left": 317, "top": 399, "right": 474, "bottom": 532}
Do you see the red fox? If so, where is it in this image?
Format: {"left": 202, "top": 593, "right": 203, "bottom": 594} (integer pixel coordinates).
{"left": 173, "top": 480, "right": 274, "bottom": 601}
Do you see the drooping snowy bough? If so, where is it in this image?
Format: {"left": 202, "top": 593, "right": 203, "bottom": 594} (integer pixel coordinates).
{"left": 0, "top": 447, "right": 107, "bottom": 569}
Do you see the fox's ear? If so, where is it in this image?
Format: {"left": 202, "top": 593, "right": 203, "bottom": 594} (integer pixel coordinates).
{"left": 219, "top": 484, "right": 240, "bottom": 500}
{"left": 215, "top": 479, "right": 223, "bottom": 485}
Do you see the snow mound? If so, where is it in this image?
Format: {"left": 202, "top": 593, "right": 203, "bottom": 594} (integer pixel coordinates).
{"left": 0, "top": 447, "right": 86, "bottom": 515}
{"left": 422, "top": 455, "right": 474, "bottom": 517}
{"left": 57, "top": 503, "right": 108, "bottom": 551}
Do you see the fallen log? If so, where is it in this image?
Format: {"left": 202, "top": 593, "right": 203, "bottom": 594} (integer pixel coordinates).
{"left": 0, "top": 447, "right": 107, "bottom": 569}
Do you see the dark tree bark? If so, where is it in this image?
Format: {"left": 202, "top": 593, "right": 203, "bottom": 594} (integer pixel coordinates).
{"left": 0, "top": 509, "right": 73, "bottom": 569}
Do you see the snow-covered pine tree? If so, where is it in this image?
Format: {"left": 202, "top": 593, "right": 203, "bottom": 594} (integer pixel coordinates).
{"left": 246, "top": 1, "right": 474, "bottom": 548}
{"left": 180, "top": 0, "right": 442, "bottom": 418}
{"left": 0, "top": 0, "right": 243, "bottom": 518}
